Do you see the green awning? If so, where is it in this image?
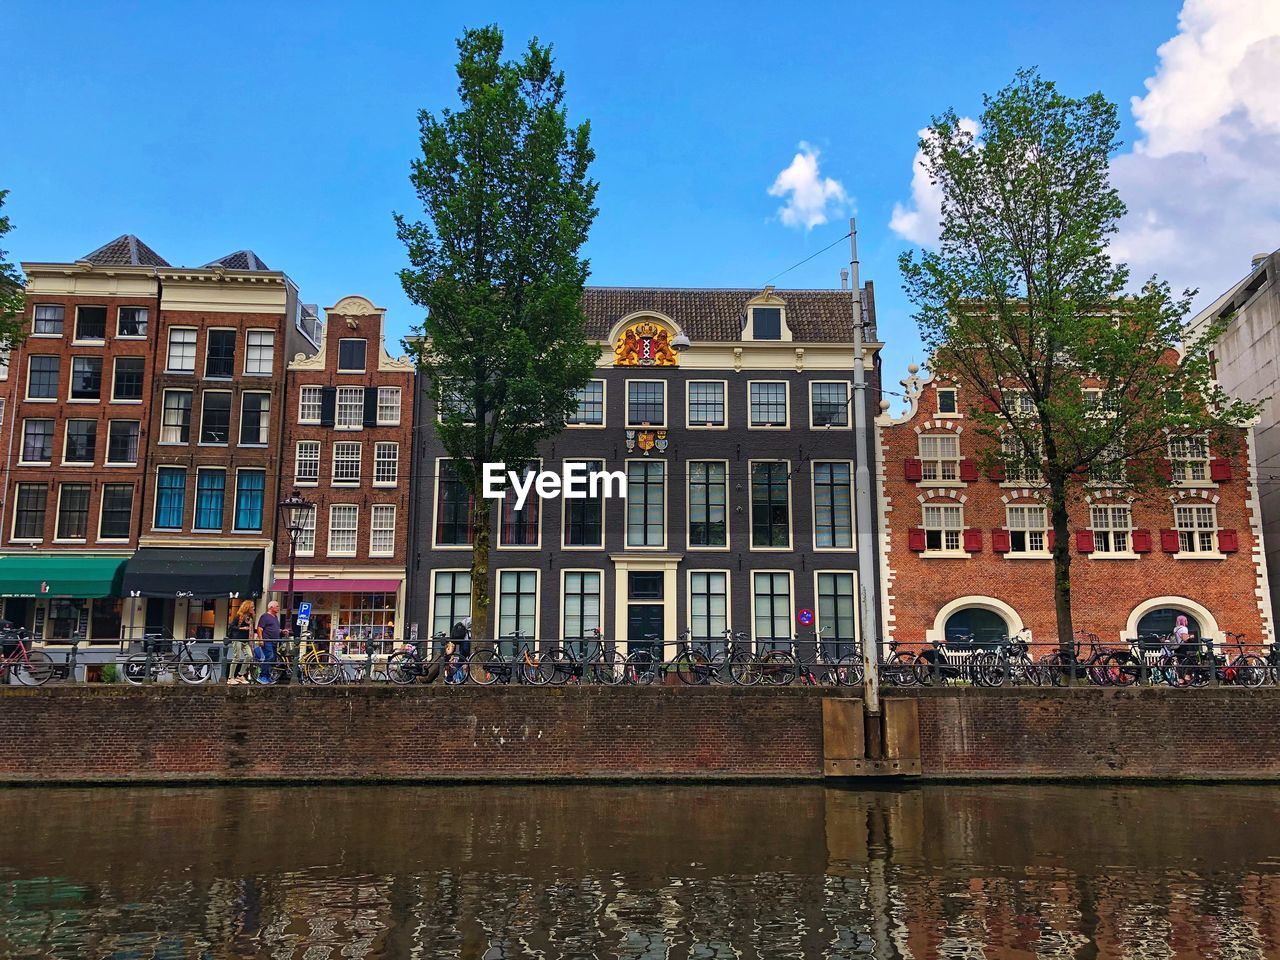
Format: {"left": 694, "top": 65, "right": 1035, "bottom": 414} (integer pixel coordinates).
{"left": 0, "top": 555, "right": 127, "bottom": 598}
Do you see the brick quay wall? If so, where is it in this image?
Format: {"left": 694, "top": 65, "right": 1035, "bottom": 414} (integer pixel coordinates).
{"left": 2, "top": 685, "right": 1279, "bottom": 784}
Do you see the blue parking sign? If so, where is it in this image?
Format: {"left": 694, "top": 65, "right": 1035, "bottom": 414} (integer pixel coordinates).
{"left": 298, "top": 601, "right": 312, "bottom": 619}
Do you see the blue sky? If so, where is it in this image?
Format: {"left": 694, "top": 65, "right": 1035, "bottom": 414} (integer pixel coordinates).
{"left": 8, "top": 0, "right": 1276, "bottom": 387}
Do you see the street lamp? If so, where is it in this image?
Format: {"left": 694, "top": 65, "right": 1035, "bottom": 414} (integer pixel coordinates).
{"left": 278, "top": 489, "right": 312, "bottom": 644}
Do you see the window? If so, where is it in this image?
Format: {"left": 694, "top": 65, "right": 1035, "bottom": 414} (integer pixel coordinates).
{"left": 568, "top": 381, "right": 605, "bottom": 425}
{"left": 690, "top": 571, "right": 728, "bottom": 645}
{"left": 688, "top": 381, "right": 726, "bottom": 427}
{"left": 106, "top": 421, "right": 139, "bottom": 464}
{"left": 500, "top": 464, "right": 540, "bottom": 546}
{"left": 751, "top": 462, "right": 790, "bottom": 548}
{"left": 626, "top": 461, "right": 665, "bottom": 547}
{"left": 1175, "top": 504, "right": 1217, "bottom": 553}
{"left": 1004, "top": 390, "right": 1036, "bottom": 418}
{"left": 111, "top": 357, "right": 144, "bottom": 401}
{"left": 688, "top": 461, "right": 727, "bottom": 547}
{"left": 75, "top": 306, "right": 106, "bottom": 341}
{"left": 26, "top": 356, "right": 60, "bottom": 401}
{"left": 1170, "top": 435, "right": 1209, "bottom": 484}
{"left": 338, "top": 339, "right": 367, "bottom": 372}
{"left": 437, "top": 382, "right": 474, "bottom": 423}
{"left": 295, "top": 441, "right": 321, "bottom": 484}
{"left": 233, "top": 471, "right": 266, "bottom": 532}
{"left": 194, "top": 469, "right": 226, "bottom": 531}
{"left": 498, "top": 571, "right": 538, "bottom": 641}
{"left": 627, "top": 381, "right": 665, "bottom": 427}
{"left": 919, "top": 434, "right": 960, "bottom": 482}
{"left": 432, "top": 571, "right": 472, "bottom": 636}
{"left": 1002, "top": 432, "right": 1042, "bottom": 484}
{"left": 117, "top": 307, "right": 148, "bottom": 338}
{"left": 154, "top": 468, "right": 186, "bottom": 529}
{"left": 328, "top": 505, "right": 358, "bottom": 555}
{"left": 751, "top": 306, "right": 782, "bottom": 340}
{"left": 333, "top": 442, "right": 361, "bottom": 484}
{"left": 813, "top": 462, "right": 853, "bottom": 548}
{"left": 370, "top": 505, "right": 396, "bottom": 557}
{"left": 13, "top": 482, "right": 48, "bottom": 539}
{"left": 167, "top": 328, "right": 196, "bottom": 372}
{"left": 436, "top": 460, "right": 474, "bottom": 546}
{"left": 299, "top": 386, "right": 323, "bottom": 423}
{"left": 753, "top": 572, "right": 792, "bottom": 650}
{"left": 817, "top": 572, "right": 858, "bottom": 658}
{"left": 1084, "top": 389, "right": 1120, "bottom": 416}
{"left": 33, "top": 305, "right": 64, "bottom": 335}
{"left": 337, "top": 386, "right": 364, "bottom": 429}
{"left": 1090, "top": 435, "right": 1127, "bottom": 484}
{"left": 239, "top": 392, "right": 271, "bottom": 446}
{"left": 161, "top": 390, "right": 192, "bottom": 443}
{"left": 56, "top": 484, "right": 91, "bottom": 540}
{"left": 374, "top": 443, "right": 399, "bottom": 485}
{"left": 295, "top": 506, "right": 316, "bottom": 556}
{"left": 937, "top": 388, "right": 958, "bottom": 415}
{"left": 564, "top": 459, "right": 604, "bottom": 547}
{"left": 63, "top": 420, "right": 97, "bottom": 464}
{"left": 199, "top": 391, "right": 232, "bottom": 444}
{"left": 923, "top": 503, "right": 963, "bottom": 552}
{"left": 70, "top": 357, "right": 102, "bottom": 400}
{"left": 1007, "top": 504, "right": 1048, "bottom": 554}
{"left": 244, "top": 330, "right": 274, "bottom": 375}
{"left": 98, "top": 484, "right": 133, "bottom": 540}
{"left": 750, "top": 382, "right": 788, "bottom": 427}
{"left": 377, "top": 387, "right": 402, "bottom": 426}
{"left": 21, "top": 420, "right": 55, "bottom": 463}
{"left": 204, "top": 329, "right": 236, "bottom": 378}
{"left": 1091, "top": 504, "right": 1132, "bottom": 554}
{"left": 810, "top": 382, "right": 849, "bottom": 427}
{"left": 563, "top": 571, "right": 601, "bottom": 642}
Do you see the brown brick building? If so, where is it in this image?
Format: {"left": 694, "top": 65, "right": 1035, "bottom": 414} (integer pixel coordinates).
{"left": 876, "top": 364, "right": 1274, "bottom": 651}
{"left": 277, "top": 295, "right": 415, "bottom": 643}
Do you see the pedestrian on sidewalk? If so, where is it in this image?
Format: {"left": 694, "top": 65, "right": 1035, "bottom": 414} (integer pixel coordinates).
{"left": 256, "top": 601, "right": 283, "bottom": 685}
{"left": 227, "top": 600, "right": 255, "bottom": 684}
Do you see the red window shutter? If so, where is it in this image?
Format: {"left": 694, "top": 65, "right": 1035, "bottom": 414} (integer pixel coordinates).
{"left": 963, "top": 527, "right": 983, "bottom": 552}
{"left": 1210, "top": 457, "right": 1232, "bottom": 482}
{"left": 1160, "top": 529, "right": 1181, "bottom": 553}
{"left": 904, "top": 457, "right": 923, "bottom": 482}
{"left": 1156, "top": 459, "right": 1174, "bottom": 482}
{"left": 958, "top": 458, "right": 978, "bottom": 482}
{"left": 987, "top": 462, "right": 1006, "bottom": 482}
{"left": 1218, "top": 528, "right": 1239, "bottom": 553}
{"left": 1047, "top": 530, "right": 1055, "bottom": 551}
{"left": 908, "top": 527, "right": 926, "bottom": 552}
{"left": 1131, "top": 529, "right": 1153, "bottom": 553}
{"left": 991, "top": 528, "right": 1011, "bottom": 553}
{"left": 1126, "top": 458, "right": 1143, "bottom": 478}
{"left": 1076, "top": 530, "right": 1095, "bottom": 553}
{"left": 982, "top": 395, "right": 1000, "bottom": 413}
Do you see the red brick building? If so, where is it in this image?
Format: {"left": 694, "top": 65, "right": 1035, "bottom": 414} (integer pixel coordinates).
{"left": 276, "top": 295, "right": 415, "bottom": 643}
{"left": 876, "top": 364, "right": 1274, "bottom": 651}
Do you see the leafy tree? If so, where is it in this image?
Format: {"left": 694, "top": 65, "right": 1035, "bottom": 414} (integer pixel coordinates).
{"left": 397, "top": 26, "right": 598, "bottom": 641}
{"left": 0, "top": 190, "right": 28, "bottom": 352}
{"left": 899, "top": 70, "right": 1258, "bottom": 655}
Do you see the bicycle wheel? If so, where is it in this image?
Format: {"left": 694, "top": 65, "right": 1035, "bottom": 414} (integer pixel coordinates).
{"left": 541, "top": 647, "right": 572, "bottom": 685}
{"left": 468, "top": 649, "right": 504, "bottom": 685}
{"left": 1102, "top": 652, "right": 1139, "bottom": 686}
{"left": 303, "top": 651, "right": 342, "bottom": 685}
{"left": 979, "top": 651, "right": 1007, "bottom": 688}
{"left": 521, "top": 651, "right": 552, "bottom": 685}
{"left": 761, "top": 650, "right": 798, "bottom": 686}
{"left": 728, "top": 651, "right": 761, "bottom": 686}
{"left": 836, "top": 654, "right": 863, "bottom": 686}
{"left": 178, "top": 653, "right": 211, "bottom": 685}
{"left": 122, "top": 654, "right": 152, "bottom": 686}
{"left": 1232, "top": 654, "right": 1267, "bottom": 688}
{"left": 709, "top": 652, "right": 732, "bottom": 685}
{"left": 624, "top": 649, "right": 657, "bottom": 685}
{"left": 674, "top": 649, "right": 711, "bottom": 685}
{"left": 386, "top": 652, "right": 418, "bottom": 685}
{"left": 16, "top": 650, "right": 54, "bottom": 686}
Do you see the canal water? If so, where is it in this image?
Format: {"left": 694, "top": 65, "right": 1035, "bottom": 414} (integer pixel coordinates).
{"left": 1, "top": 783, "right": 1278, "bottom": 958}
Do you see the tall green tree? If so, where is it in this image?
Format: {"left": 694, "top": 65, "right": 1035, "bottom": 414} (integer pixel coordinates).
{"left": 0, "top": 190, "right": 28, "bottom": 351}
{"left": 899, "top": 70, "right": 1257, "bottom": 655}
{"left": 397, "top": 26, "right": 598, "bottom": 641}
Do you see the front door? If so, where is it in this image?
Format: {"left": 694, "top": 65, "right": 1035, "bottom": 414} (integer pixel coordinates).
{"left": 145, "top": 598, "right": 174, "bottom": 639}
{"left": 627, "top": 604, "right": 664, "bottom": 656}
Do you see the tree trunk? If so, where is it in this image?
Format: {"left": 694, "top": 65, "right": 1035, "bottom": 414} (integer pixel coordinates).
{"left": 1049, "top": 486, "right": 1074, "bottom": 660}
{"left": 469, "top": 490, "right": 492, "bottom": 649}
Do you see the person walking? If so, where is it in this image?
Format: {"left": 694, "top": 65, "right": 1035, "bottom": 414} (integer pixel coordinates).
{"left": 256, "top": 600, "right": 283, "bottom": 685}
{"left": 227, "top": 600, "right": 255, "bottom": 684}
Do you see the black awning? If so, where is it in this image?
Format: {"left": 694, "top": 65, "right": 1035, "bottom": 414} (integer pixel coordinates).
{"left": 121, "top": 548, "right": 265, "bottom": 599}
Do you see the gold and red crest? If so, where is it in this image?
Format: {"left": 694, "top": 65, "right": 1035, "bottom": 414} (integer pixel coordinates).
{"left": 614, "top": 321, "right": 679, "bottom": 367}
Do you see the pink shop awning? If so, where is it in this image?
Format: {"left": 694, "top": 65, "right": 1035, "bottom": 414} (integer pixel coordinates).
{"left": 270, "top": 578, "right": 402, "bottom": 593}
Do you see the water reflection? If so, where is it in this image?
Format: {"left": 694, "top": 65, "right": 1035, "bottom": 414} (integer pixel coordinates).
{"left": 1, "top": 783, "right": 1277, "bottom": 958}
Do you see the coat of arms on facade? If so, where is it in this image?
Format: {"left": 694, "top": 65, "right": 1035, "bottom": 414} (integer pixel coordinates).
{"left": 614, "top": 321, "right": 679, "bottom": 367}
{"left": 625, "top": 429, "right": 668, "bottom": 455}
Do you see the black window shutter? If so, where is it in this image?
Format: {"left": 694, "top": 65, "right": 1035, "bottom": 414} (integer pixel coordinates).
{"left": 320, "top": 387, "right": 336, "bottom": 427}
{"left": 363, "top": 387, "right": 378, "bottom": 428}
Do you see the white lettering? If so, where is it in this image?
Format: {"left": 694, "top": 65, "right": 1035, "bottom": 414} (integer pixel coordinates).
{"left": 509, "top": 469, "right": 537, "bottom": 511}
{"left": 482, "top": 462, "right": 506, "bottom": 499}
{"left": 535, "top": 472, "right": 561, "bottom": 499}
{"left": 591, "top": 469, "right": 627, "bottom": 499}
{"left": 481, "top": 463, "right": 628, "bottom": 501}
{"left": 563, "top": 461, "right": 587, "bottom": 499}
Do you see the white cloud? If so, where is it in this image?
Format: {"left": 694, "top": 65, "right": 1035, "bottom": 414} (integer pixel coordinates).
{"left": 768, "top": 142, "right": 849, "bottom": 230}
{"left": 889, "top": 117, "right": 980, "bottom": 246}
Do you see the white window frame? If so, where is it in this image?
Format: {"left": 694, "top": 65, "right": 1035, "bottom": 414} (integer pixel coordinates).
{"left": 429, "top": 569, "right": 472, "bottom": 638}
{"left": 559, "top": 568, "right": 604, "bottom": 643}
{"left": 116, "top": 306, "right": 148, "bottom": 339}
{"left": 1175, "top": 503, "right": 1218, "bottom": 555}
{"left": 109, "top": 356, "right": 144, "bottom": 404}
{"left": 625, "top": 458, "right": 667, "bottom": 549}
{"left": 935, "top": 387, "right": 960, "bottom": 417}
{"left": 374, "top": 442, "right": 399, "bottom": 487}
{"left": 687, "top": 569, "right": 731, "bottom": 644}
{"left": 337, "top": 338, "right": 367, "bottom": 373}
{"left": 561, "top": 457, "right": 606, "bottom": 550}
{"left": 625, "top": 379, "right": 667, "bottom": 429}
{"left": 295, "top": 504, "right": 316, "bottom": 557}
{"left": 808, "top": 380, "right": 851, "bottom": 430}
{"left": 922, "top": 502, "right": 965, "bottom": 555}
{"left": 295, "top": 440, "right": 321, "bottom": 486}
{"left": 1007, "top": 503, "right": 1049, "bottom": 556}
{"left": 198, "top": 389, "right": 233, "bottom": 446}
{"left": 97, "top": 482, "right": 133, "bottom": 542}
{"left": 166, "top": 327, "right": 197, "bottom": 373}
{"left": 73, "top": 305, "right": 107, "bottom": 343}
{"left": 496, "top": 568, "right": 541, "bottom": 643}
{"left": 748, "top": 459, "right": 793, "bottom": 551}
{"left": 238, "top": 391, "right": 272, "bottom": 447}
{"left": 1169, "top": 435, "right": 1211, "bottom": 485}
{"left": 332, "top": 441, "right": 362, "bottom": 485}
{"left": 1090, "top": 503, "right": 1134, "bottom": 556}
{"left": 68, "top": 355, "right": 103, "bottom": 403}
{"left": 811, "top": 460, "right": 854, "bottom": 550}
{"left": 105, "top": 420, "right": 140, "bottom": 466}
{"left": 336, "top": 386, "right": 364, "bottom": 430}
{"left": 370, "top": 504, "right": 396, "bottom": 557}
{"left": 567, "top": 379, "right": 606, "bottom": 428}
{"left": 32, "top": 304, "right": 65, "bottom": 338}
{"left": 298, "top": 385, "right": 324, "bottom": 424}
{"left": 159, "top": 389, "right": 193, "bottom": 444}
{"left": 25, "top": 355, "right": 60, "bottom": 402}
{"left": 748, "top": 380, "right": 790, "bottom": 429}
{"left": 686, "top": 459, "right": 730, "bottom": 551}
{"left": 919, "top": 433, "right": 961, "bottom": 483}
{"left": 10, "top": 481, "right": 49, "bottom": 542}
{"left": 243, "top": 329, "right": 275, "bottom": 376}
{"left": 19, "top": 418, "right": 56, "bottom": 465}
{"left": 376, "top": 386, "right": 402, "bottom": 426}
{"left": 203, "top": 327, "right": 237, "bottom": 379}
{"left": 1001, "top": 431, "right": 1043, "bottom": 485}
{"left": 686, "top": 380, "right": 728, "bottom": 430}
{"left": 327, "top": 504, "right": 359, "bottom": 557}
{"left": 750, "top": 570, "right": 795, "bottom": 650}
{"left": 54, "top": 482, "right": 91, "bottom": 543}
{"left": 61, "top": 418, "right": 97, "bottom": 466}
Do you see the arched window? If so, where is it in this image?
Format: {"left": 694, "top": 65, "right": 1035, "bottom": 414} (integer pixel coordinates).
{"left": 944, "top": 607, "right": 1008, "bottom": 648}
{"left": 1136, "top": 607, "right": 1202, "bottom": 639}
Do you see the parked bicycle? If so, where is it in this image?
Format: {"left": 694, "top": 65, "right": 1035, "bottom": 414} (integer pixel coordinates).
{"left": 560, "top": 628, "right": 623, "bottom": 685}
{"left": 469, "top": 630, "right": 563, "bottom": 685}
{"left": 0, "top": 630, "right": 54, "bottom": 686}
{"left": 123, "top": 636, "right": 212, "bottom": 685}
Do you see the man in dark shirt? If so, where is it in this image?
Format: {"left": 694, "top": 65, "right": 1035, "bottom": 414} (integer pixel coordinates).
{"left": 256, "top": 601, "right": 282, "bottom": 684}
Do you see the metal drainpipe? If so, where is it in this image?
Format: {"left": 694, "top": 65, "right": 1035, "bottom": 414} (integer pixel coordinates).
{"left": 849, "top": 217, "right": 882, "bottom": 719}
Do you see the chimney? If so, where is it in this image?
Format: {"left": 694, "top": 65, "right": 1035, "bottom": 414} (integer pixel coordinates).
{"left": 840, "top": 268, "right": 849, "bottom": 290}
{"left": 1252, "top": 252, "right": 1271, "bottom": 272}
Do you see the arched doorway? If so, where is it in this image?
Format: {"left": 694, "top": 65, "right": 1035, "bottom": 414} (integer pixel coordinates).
{"left": 1123, "top": 596, "right": 1221, "bottom": 643}
{"left": 943, "top": 607, "right": 1008, "bottom": 647}
{"left": 1136, "top": 607, "right": 1202, "bottom": 639}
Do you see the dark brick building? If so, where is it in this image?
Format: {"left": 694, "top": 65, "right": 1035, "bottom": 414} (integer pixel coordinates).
{"left": 406, "top": 284, "right": 882, "bottom": 656}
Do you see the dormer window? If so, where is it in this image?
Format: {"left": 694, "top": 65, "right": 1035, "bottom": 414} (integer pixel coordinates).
{"left": 937, "top": 388, "right": 958, "bottom": 415}
{"left": 751, "top": 307, "right": 782, "bottom": 340}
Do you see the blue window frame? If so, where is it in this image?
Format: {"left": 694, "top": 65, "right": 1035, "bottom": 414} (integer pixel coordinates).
{"left": 234, "top": 470, "right": 266, "bottom": 532}
{"left": 154, "top": 467, "right": 186, "bottom": 530}
{"left": 194, "top": 469, "right": 226, "bottom": 531}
